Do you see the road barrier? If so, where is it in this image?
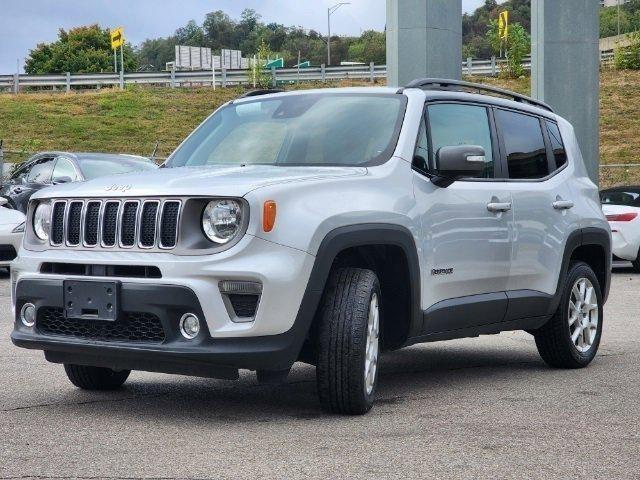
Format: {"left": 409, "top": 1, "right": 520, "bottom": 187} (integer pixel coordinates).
{"left": 0, "top": 53, "right": 616, "bottom": 94}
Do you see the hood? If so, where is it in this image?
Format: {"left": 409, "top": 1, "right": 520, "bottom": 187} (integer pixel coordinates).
{"left": 32, "top": 164, "right": 367, "bottom": 200}
{"left": 0, "top": 207, "right": 26, "bottom": 225}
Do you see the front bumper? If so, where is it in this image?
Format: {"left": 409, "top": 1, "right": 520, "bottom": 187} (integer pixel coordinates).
{"left": 12, "top": 234, "right": 315, "bottom": 338}
{"left": 11, "top": 278, "right": 320, "bottom": 375}
{"left": 0, "top": 226, "right": 22, "bottom": 267}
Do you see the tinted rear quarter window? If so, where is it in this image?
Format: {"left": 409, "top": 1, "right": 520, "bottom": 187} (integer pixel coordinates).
{"left": 496, "top": 109, "right": 549, "bottom": 180}
{"left": 546, "top": 121, "right": 567, "bottom": 169}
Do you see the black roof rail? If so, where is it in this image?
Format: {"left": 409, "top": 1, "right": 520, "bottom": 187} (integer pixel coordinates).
{"left": 238, "top": 89, "right": 284, "bottom": 99}
{"left": 403, "top": 78, "right": 554, "bottom": 112}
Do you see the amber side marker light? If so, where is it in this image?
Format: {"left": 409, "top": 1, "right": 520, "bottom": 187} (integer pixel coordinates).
{"left": 263, "top": 201, "right": 277, "bottom": 232}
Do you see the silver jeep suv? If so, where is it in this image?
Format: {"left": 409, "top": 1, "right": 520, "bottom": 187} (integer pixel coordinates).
{"left": 11, "top": 79, "right": 611, "bottom": 415}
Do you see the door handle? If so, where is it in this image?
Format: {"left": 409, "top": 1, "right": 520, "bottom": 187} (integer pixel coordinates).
{"left": 553, "top": 200, "right": 574, "bottom": 210}
{"left": 487, "top": 202, "right": 512, "bottom": 213}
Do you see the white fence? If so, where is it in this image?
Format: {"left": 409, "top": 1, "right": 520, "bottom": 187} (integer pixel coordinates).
{"left": 0, "top": 53, "right": 617, "bottom": 93}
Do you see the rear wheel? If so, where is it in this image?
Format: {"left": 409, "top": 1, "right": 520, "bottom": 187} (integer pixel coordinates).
{"left": 64, "top": 364, "right": 130, "bottom": 390}
{"left": 534, "top": 262, "right": 603, "bottom": 369}
{"left": 316, "top": 268, "right": 381, "bottom": 415}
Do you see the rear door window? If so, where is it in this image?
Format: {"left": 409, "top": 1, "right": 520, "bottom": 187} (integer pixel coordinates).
{"left": 496, "top": 109, "right": 549, "bottom": 180}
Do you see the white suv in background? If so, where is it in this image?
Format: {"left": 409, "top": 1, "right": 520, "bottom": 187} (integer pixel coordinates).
{"left": 601, "top": 186, "right": 640, "bottom": 271}
{"left": 11, "top": 80, "right": 611, "bottom": 415}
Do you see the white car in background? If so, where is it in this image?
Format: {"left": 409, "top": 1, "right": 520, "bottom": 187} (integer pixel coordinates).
{"left": 601, "top": 186, "right": 640, "bottom": 271}
{"left": 0, "top": 199, "right": 25, "bottom": 270}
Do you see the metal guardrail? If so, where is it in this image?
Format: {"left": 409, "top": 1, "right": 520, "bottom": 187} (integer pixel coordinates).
{"left": 0, "top": 53, "right": 617, "bottom": 93}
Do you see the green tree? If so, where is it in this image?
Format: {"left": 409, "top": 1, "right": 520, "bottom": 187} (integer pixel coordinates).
{"left": 487, "top": 20, "right": 530, "bottom": 78}
{"left": 615, "top": 31, "right": 640, "bottom": 70}
{"left": 202, "top": 11, "right": 236, "bottom": 51}
{"left": 252, "top": 40, "right": 274, "bottom": 88}
{"left": 25, "top": 25, "right": 137, "bottom": 74}
{"left": 348, "top": 31, "right": 386, "bottom": 65}
{"left": 137, "top": 37, "right": 177, "bottom": 71}
{"left": 175, "top": 20, "right": 205, "bottom": 46}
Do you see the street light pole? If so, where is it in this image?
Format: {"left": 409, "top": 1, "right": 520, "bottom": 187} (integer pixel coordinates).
{"left": 617, "top": 0, "right": 621, "bottom": 36}
{"left": 327, "top": 3, "right": 350, "bottom": 66}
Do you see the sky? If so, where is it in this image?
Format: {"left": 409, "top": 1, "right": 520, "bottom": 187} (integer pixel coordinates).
{"left": 0, "top": 0, "right": 488, "bottom": 74}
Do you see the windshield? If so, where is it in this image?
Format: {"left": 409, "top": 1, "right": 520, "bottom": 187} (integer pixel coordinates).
{"left": 601, "top": 189, "right": 640, "bottom": 207}
{"left": 166, "top": 93, "right": 406, "bottom": 168}
{"left": 78, "top": 158, "right": 158, "bottom": 180}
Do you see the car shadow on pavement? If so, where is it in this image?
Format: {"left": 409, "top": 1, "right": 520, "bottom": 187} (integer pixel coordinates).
{"left": 39, "top": 342, "right": 549, "bottom": 422}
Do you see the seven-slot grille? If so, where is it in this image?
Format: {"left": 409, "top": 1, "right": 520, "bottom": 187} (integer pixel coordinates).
{"left": 49, "top": 199, "right": 181, "bottom": 250}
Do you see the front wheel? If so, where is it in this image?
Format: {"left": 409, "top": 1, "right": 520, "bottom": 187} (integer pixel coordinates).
{"left": 316, "top": 268, "right": 381, "bottom": 415}
{"left": 534, "top": 262, "right": 603, "bottom": 369}
{"left": 64, "top": 364, "right": 130, "bottom": 390}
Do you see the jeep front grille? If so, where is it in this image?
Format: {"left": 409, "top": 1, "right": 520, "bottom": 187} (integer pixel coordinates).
{"left": 49, "top": 199, "right": 182, "bottom": 251}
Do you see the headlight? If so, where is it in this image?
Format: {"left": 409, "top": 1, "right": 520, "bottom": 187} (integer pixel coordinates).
{"left": 12, "top": 222, "right": 25, "bottom": 234}
{"left": 202, "top": 199, "right": 243, "bottom": 244}
{"left": 33, "top": 202, "right": 51, "bottom": 241}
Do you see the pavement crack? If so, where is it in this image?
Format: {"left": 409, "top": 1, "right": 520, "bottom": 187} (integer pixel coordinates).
{"left": 0, "top": 477, "right": 208, "bottom": 480}
{"left": 0, "top": 392, "right": 168, "bottom": 413}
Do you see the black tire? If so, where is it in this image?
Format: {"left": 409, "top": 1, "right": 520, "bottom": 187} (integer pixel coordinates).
{"left": 534, "top": 262, "right": 603, "bottom": 369}
{"left": 632, "top": 256, "right": 640, "bottom": 273}
{"left": 64, "top": 364, "right": 130, "bottom": 390}
{"left": 316, "top": 268, "right": 381, "bottom": 415}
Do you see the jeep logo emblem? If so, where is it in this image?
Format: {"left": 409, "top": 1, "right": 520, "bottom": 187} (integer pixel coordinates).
{"left": 105, "top": 184, "right": 132, "bottom": 193}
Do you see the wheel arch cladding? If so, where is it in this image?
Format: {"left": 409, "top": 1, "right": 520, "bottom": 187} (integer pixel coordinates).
{"left": 298, "top": 223, "right": 422, "bottom": 363}
{"left": 553, "top": 227, "right": 611, "bottom": 314}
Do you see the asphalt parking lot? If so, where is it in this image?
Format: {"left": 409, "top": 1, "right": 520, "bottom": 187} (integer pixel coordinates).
{"left": 1, "top": 267, "right": 639, "bottom": 480}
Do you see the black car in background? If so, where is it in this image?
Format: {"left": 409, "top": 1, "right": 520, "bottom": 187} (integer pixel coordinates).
{"left": 0, "top": 152, "right": 158, "bottom": 213}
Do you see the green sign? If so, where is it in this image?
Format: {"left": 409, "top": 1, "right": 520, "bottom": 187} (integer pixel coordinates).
{"left": 265, "top": 58, "right": 284, "bottom": 69}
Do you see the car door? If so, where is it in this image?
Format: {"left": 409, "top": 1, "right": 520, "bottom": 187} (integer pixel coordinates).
{"left": 13, "top": 156, "right": 55, "bottom": 213}
{"left": 495, "top": 109, "right": 580, "bottom": 307}
{"left": 413, "top": 102, "right": 514, "bottom": 334}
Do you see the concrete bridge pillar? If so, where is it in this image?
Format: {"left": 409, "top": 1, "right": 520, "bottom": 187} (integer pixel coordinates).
{"left": 386, "top": 0, "right": 462, "bottom": 87}
{"left": 532, "top": 0, "right": 600, "bottom": 183}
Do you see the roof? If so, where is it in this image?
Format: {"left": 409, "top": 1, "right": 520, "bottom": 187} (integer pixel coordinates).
{"left": 232, "top": 83, "right": 557, "bottom": 119}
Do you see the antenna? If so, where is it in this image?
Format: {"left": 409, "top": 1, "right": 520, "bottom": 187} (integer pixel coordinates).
{"left": 150, "top": 141, "right": 159, "bottom": 163}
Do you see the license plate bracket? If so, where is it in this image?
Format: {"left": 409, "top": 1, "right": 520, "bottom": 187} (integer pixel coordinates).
{"left": 63, "top": 280, "right": 120, "bottom": 322}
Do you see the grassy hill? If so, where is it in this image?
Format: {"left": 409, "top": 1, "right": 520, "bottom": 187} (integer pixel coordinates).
{"left": 0, "top": 71, "right": 638, "bottom": 187}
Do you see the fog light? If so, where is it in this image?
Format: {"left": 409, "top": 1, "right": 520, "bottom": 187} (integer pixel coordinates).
{"left": 20, "top": 303, "right": 36, "bottom": 328}
{"left": 179, "top": 313, "right": 200, "bottom": 340}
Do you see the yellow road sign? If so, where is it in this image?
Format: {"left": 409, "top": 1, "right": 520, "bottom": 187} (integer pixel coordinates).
{"left": 499, "top": 11, "right": 509, "bottom": 40}
{"left": 111, "top": 27, "right": 124, "bottom": 50}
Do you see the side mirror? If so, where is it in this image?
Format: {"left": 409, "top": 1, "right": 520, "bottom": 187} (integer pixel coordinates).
{"left": 433, "top": 145, "right": 487, "bottom": 187}
{"left": 52, "top": 176, "right": 73, "bottom": 185}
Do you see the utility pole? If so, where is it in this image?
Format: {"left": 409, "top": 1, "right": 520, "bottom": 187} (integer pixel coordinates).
{"left": 327, "top": 3, "right": 350, "bottom": 66}
{"left": 618, "top": 0, "right": 621, "bottom": 36}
